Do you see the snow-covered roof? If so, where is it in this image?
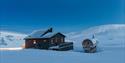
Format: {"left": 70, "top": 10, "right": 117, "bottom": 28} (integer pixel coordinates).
{"left": 24, "top": 29, "right": 65, "bottom": 39}
{"left": 91, "top": 38, "right": 98, "bottom": 47}
{"left": 91, "top": 39, "right": 97, "bottom": 44}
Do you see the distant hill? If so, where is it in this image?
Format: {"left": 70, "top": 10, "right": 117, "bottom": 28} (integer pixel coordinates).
{"left": 66, "top": 24, "right": 125, "bottom": 51}
{"left": 0, "top": 24, "right": 125, "bottom": 51}
{"left": 0, "top": 31, "right": 27, "bottom": 48}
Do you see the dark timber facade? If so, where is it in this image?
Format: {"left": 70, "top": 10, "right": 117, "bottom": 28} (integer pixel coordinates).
{"left": 24, "top": 28, "right": 73, "bottom": 51}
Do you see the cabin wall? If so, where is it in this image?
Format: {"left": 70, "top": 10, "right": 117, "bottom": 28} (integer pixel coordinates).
{"left": 25, "top": 33, "right": 66, "bottom": 49}
{"left": 25, "top": 38, "right": 50, "bottom": 48}
{"left": 34, "top": 38, "right": 50, "bottom": 49}
{"left": 25, "top": 39, "right": 34, "bottom": 48}
{"left": 50, "top": 36, "right": 65, "bottom": 46}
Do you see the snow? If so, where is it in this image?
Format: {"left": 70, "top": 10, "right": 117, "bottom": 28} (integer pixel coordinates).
{"left": 49, "top": 46, "right": 59, "bottom": 49}
{"left": 0, "top": 47, "right": 23, "bottom": 50}
{"left": 91, "top": 38, "right": 98, "bottom": 46}
{"left": 66, "top": 24, "right": 125, "bottom": 51}
{"left": 0, "top": 48, "right": 125, "bottom": 63}
{"left": 0, "top": 24, "right": 125, "bottom": 63}
{"left": 25, "top": 28, "right": 58, "bottom": 39}
{"left": 0, "top": 31, "right": 27, "bottom": 48}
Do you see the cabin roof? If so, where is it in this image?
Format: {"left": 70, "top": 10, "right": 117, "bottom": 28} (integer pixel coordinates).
{"left": 24, "top": 29, "right": 65, "bottom": 39}
{"left": 83, "top": 38, "right": 98, "bottom": 46}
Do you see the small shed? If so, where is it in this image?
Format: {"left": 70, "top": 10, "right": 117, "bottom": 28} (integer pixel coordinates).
{"left": 82, "top": 38, "right": 97, "bottom": 53}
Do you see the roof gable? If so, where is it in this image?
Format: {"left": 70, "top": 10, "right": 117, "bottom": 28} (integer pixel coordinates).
{"left": 51, "top": 33, "right": 65, "bottom": 38}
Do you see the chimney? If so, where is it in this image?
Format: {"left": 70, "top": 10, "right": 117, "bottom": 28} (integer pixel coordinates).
{"left": 41, "top": 28, "right": 53, "bottom": 37}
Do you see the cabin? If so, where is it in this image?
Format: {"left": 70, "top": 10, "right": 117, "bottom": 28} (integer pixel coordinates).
{"left": 24, "top": 28, "right": 73, "bottom": 51}
{"left": 82, "top": 35, "right": 97, "bottom": 53}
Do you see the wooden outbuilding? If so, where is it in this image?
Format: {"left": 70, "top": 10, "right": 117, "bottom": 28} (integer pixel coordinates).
{"left": 24, "top": 28, "right": 73, "bottom": 51}
{"left": 82, "top": 38, "right": 97, "bottom": 53}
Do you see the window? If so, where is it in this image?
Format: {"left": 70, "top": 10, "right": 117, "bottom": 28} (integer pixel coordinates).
{"left": 51, "top": 39, "right": 54, "bottom": 44}
{"left": 43, "top": 40, "right": 47, "bottom": 42}
{"left": 51, "top": 39, "right": 53, "bottom": 42}
{"left": 55, "top": 37, "right": 57, "bottom": 42}
{"left": 33, "top": 40, "right": 36, "bottom": 44}
{"left": 61, "top": 38, "right": 64, "bottom": 42}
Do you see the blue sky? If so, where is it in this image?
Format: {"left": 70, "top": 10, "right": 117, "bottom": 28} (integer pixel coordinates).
{"left": 0, "top": 0, "right": 124, "bottom": 33}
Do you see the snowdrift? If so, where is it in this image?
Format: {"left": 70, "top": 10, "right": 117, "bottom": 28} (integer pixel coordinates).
{"left": 66, "top": 24, "right": 125, "bottom": 51}
{"left": 0, "top": 47, "right": 23, "bottom": 50}
{"left": 0, "top": 31, "right": 27, "bottom": 48}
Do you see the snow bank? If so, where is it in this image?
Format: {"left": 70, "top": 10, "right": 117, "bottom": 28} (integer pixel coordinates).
{"left": 0, "top": 47, "right": 23, "bottom": 50}
{"left": 0, "top": 31, "right": 27, "bottom": 48}
{"left": 66, "top": 24, "right": 125, "bottom": 51}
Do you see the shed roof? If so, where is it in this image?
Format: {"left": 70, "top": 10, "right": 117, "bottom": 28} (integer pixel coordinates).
{"left": 83, "top": 38, "right": 98, "bottom": 47}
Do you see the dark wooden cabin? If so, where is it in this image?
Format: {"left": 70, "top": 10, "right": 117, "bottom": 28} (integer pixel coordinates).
{"left": 24, "top": 28, "right": 73, "bottom": 51}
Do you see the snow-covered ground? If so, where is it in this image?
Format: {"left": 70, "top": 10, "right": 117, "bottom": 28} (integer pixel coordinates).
{"left": 0, "top": 24, "right": 125, "bottom": 63}
{"left": 0, "top": 31, "right": 27, "bottom": 48}
{"left": 1, "top": 47, "right": 125, "bottom": 63}
{"left": 0, "top": 47, "right": 23, "bottom": 50}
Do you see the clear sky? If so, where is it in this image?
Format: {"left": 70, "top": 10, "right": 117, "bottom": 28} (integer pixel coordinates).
{"left": 0, "top": 0, "right": 125, "bottom": 33}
